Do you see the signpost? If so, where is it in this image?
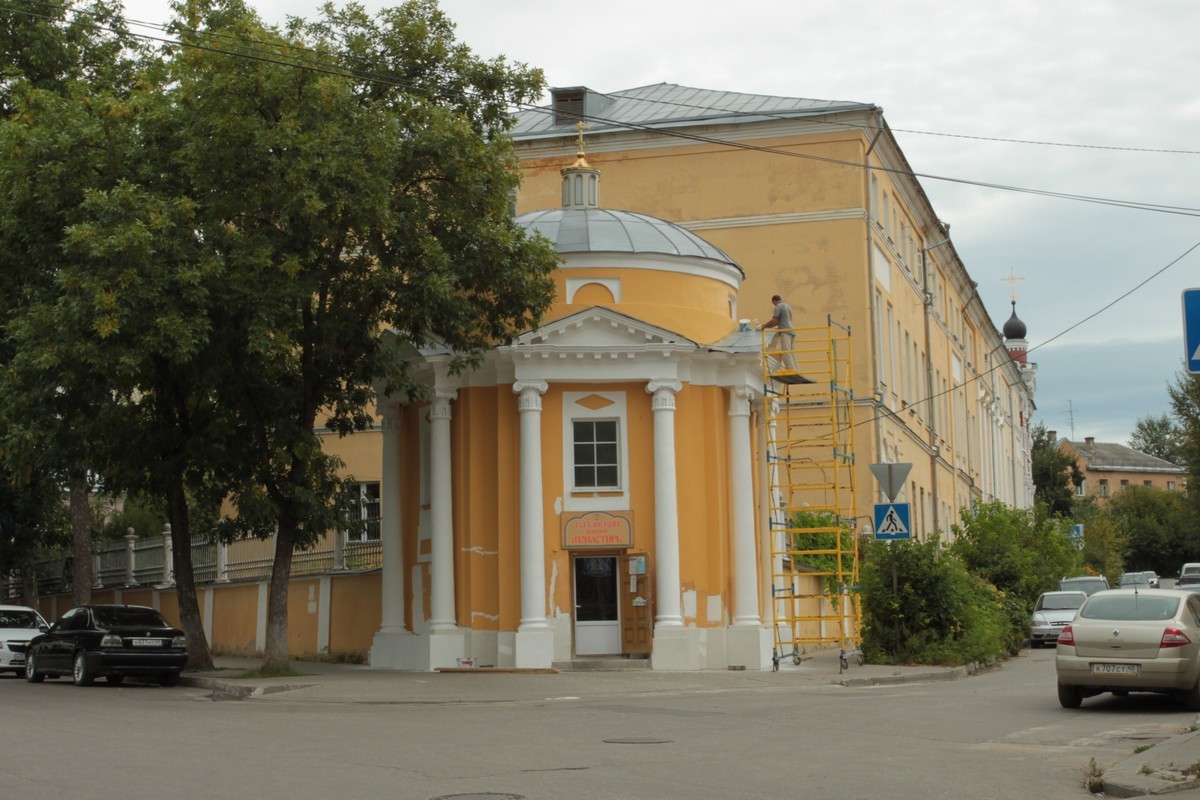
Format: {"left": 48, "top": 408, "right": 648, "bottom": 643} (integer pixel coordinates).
{"left": 1184, "top": 289, "right": 1200, "bottom": 375}
{"left": 869, "top": 462, "right": 913, "bottom": 542}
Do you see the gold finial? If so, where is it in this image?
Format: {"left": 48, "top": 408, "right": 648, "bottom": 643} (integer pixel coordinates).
{"left": 575, "top": 121, "right": 588, "bottom": 159}
{"left": 1002, "top": 268, "right": 1024, "bottom": 301}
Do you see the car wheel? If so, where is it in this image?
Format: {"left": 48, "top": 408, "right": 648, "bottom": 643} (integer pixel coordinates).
{"left": 1058, "top": 682, "right": 1083, "bottom": 709}
{"left": 1182, "top": 679, "right": 1200, "bottom": 711}
{"left": 72, "top": 651, "right": 95, "bottom": 686}
{"left": 25, "top": 654, "right": 43, "bottom": 684}
{"left": 105, "top": 674, "right": 125, "bottom": 687}
{"left": 158, "top": 672, "right": 179, "bottom": 687}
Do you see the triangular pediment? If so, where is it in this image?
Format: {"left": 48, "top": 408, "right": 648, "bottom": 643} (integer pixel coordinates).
{"left": 512, "top": 307, "right": 696, "bottom": 351}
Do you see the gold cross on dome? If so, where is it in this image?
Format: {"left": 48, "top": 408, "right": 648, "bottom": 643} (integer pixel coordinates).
{"left": 575, "top": 120, "right": 588, "bottom": 159}
{"left": 1002, "top": 268, "right": 1025, "bottom": 301}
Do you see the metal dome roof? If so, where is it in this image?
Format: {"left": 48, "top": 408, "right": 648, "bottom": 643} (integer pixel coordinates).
{"left": 516, "top": 207, "right": 739, "bottom": 268}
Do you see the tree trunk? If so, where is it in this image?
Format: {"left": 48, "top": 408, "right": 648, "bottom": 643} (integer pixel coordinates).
{"left": 166, "top": 476, "right": 214, "bottom": 670}
{"left": 20, "top": 566, "right": 38, "bottom": 610}
{"left": 69, "top": 468, "right": 92, "bottom": 606}
{"left": 261, "top": 513, "right": 296, "bottom": 672}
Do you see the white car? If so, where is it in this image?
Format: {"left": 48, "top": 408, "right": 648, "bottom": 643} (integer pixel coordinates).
{"left": 1031, "top": 591, "right": 1088, "bottom": 647}
{"left": 0, "top": 605, "right": 50, "bottom": 676}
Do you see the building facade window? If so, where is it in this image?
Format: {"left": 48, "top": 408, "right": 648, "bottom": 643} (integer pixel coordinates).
{"left": 1169, "top": 481, "right": 1177, "bottom": 491}
{"left": 343, "top": 481, "right": 381, "bottom": 541}
{"left": 573, "top": 419, "right": 619, "bottom": 489}
{"left": 1099, "top": 479, "right": 1109, "bottom": 497}
{"left": 563, "top": 391, "right": 629, "bottom": 512}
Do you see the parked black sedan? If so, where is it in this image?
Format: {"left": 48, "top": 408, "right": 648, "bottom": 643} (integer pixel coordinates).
{"left": 25, "top": 605, "right": 187, "bottom": 687}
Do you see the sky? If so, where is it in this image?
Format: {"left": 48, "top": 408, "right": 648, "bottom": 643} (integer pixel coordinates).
{"left": 118, "top": 0, "right": 1200, "bottom": 445}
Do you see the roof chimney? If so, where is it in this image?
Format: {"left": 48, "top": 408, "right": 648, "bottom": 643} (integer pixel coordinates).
{"left": 1085, "top": 436, "right": 1094, "bottom": 446}
{"left": 1048, "top": 430, "right": 1057, "bottom": 443}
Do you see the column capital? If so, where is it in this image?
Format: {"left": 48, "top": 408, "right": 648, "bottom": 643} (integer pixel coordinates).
{"left": 430, "top": 388, "right": 457, "bottom": 420}
{"left": 513, "top": 380, "right": 548, "bottom": 412}
{"left": 728, "top": 386, "right": 756, "bottom": 417}
{"left": 379, "top": 399, "right": 403, "bottom": 431}
{"left": 646, "top": 380, "right": 682, "bottom": 411}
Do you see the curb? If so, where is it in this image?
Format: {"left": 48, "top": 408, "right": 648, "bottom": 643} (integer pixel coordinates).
{"left": 1101, "top": 729, "right": 1200, "bottom": 797}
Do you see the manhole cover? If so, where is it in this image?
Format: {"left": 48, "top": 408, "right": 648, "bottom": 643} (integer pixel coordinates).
{"left": 430, "top": 795, "right": 525, "bottom": 800}
{"left": 602, "top": 737, "right": 672, "bottom": 744}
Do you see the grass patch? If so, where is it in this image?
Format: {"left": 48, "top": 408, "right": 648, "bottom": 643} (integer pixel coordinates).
{"left": 1135, "top": 745, "right": 1153, "bottom": 754}
{"left": 1083, "top": 758, "right": 1104, "bottom": 794}
{"left": 294, "top": 651, "right": 367, "bottom": 665}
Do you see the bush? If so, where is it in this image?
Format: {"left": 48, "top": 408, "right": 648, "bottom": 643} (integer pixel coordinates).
{"left": 861, "top": 539, "right": 1021, "bottom": 665}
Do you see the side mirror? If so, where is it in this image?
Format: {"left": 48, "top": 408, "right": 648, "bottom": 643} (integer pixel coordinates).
{"left": 39, "top": 625, "right": 49, "bottom": 632}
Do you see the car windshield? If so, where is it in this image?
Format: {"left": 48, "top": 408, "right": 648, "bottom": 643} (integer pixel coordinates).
{"left": 1081, "top": 595, "right": 1180, "bottom": 621}
{"left": 1120, "top": 575, "right": 1149, "bottom": 585}
{"left": 0, "top": 610, "right": 42, "bottom": 628}
{"left": 1039, "top": 595, "right": 1085, "bottom": 611}
{"left": 91, "top": 607, "right": 170, "bottom": 629}
{"left": 1183, "top": 567, "right": 1200, "bottom": 576}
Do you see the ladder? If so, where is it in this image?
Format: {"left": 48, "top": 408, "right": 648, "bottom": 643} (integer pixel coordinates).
{"left": 761, "top": 317, "right": 863, "bottom": 671}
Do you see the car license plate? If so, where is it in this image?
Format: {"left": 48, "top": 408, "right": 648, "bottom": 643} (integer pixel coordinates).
{"left": 132, "top": 638, "right": 163, "bottom": 647}
{"left": 1092, "top": 663, "right": 1138, "bottom": 676}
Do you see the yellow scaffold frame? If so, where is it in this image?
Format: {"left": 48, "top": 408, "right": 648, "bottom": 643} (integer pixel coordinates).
{"left": 761, "top": 316, "right": 863, "bottom": 672}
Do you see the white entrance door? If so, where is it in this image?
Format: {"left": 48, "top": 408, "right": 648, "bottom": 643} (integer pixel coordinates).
{"left": 574, "top": 555, "right": 620, "bottom": 655}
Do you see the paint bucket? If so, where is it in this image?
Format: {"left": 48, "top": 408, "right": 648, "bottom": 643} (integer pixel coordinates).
{"left": 739, "top": 319, "right": 751, "bottom": 332}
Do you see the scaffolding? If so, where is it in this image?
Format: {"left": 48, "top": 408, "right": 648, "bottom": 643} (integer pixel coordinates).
{"left": 762, "top": 317, "right": 863, "bottom": 671}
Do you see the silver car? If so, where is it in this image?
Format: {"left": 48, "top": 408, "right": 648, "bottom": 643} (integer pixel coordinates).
{"left": 1056, "top": 588, "right": 1200, "bottom": 709}
{"left": 0, "top": 605, "right": 50, "bottom": 675}
{"left": 1030, "top": 591, "right": 1087, "bottom": 647}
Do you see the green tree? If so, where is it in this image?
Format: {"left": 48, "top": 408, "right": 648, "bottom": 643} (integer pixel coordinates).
{"left": 949, "top": 501, "right": 1078, "bottom": 608}
{"left": 153, "top": 0, "right": 557, "bottom": 671}
{"left": 1031, "top": 423, "right": 1082, "bottom": 516}
{"left": 1168, "top": 371, "right": 1200, "bottom": 512}
{"left": 0, "top": 0, "right": 141, "bottom": 606}
{"left": 1129, "top": 413, "right": 1183, "bottom": 464}
{"left": 1102, "top": 485, "right": 1198, "bottom": 577}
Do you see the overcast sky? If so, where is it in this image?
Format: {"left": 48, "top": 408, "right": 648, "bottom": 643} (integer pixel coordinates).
{"left": 120, "top": 0, "right": 1200, "bottom": 445}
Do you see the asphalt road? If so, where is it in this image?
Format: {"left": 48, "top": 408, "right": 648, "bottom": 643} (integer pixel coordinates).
{"left": 4, "top": 648, "right": 1196, "bottom": 800}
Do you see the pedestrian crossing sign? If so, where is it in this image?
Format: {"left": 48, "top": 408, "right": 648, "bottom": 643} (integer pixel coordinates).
{"left": 873, "top": 503, "right": 911, "bottom": 540}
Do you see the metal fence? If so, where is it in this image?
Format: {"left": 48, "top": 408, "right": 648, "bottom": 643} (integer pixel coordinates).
{"left": 8, "top": 526, "right": 382, "bottom": 599}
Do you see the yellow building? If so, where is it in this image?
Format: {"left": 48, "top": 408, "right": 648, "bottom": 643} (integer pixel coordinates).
{"left": 365, "top": 84, "right": 1035, "bottom": 672}
{"left": 510, "top": 85, "right": 1036, "bottom": 539}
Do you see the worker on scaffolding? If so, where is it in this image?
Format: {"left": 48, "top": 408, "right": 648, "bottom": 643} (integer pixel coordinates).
{"left": 761, "top": 294, "right": 797, "bottom": 372}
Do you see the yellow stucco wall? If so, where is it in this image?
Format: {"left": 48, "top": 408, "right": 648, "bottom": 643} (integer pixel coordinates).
{"left": 212, "top": 584, "right": 260, "bottom": 655}
{"left": 330, "top": 572, "right": 380, "bottom": 654}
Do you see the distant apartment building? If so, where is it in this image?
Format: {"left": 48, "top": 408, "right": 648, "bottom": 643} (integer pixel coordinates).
{"left": 1055, "top": 434, "right": 1187, "bottom": 503}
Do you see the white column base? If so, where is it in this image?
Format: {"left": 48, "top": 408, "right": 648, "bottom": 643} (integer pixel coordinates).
{"left": 651, "top": 627, "right": 701, "bottom": 671}
{"left": 514, "top": 629, "right": 555, "bottom": 669}
{"left": 368, "top": 629, "right": 466, "bottom": 671}
{"left": 726, "top": 626, "right": 774, "bottom": 671}
{"left": 369, "top": 629, "right": 425, "bottom": 670}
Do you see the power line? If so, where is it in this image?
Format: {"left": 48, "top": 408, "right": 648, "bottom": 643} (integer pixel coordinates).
{"left": 6, "top": 2, "right": 1198, "bottom": 434}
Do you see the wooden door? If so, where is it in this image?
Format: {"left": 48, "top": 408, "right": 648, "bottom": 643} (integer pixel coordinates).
{"left": 620, "top": 552, "right": 652, "bottom": 655}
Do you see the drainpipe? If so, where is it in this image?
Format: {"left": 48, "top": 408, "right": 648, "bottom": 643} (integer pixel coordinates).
{"left": 863, "top": 112, "right": 887, "bottom": 485}
{"left": 922, "top": 237, "right": 950, "bottom": 538}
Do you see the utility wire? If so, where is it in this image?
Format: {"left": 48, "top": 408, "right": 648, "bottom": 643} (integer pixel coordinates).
{"left": 7, "top": 2, "right": 1198, "bottom": 432}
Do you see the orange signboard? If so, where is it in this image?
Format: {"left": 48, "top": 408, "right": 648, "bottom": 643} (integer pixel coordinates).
{"left": 563, "top": 511, "right": 634, "bottom": 549}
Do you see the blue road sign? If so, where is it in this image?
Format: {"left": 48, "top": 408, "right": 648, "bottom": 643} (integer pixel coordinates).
{"left": 873, "top": 503, "right": 911, "bottom": 540}
{"left": 1184, "top": 289, "right": 1200, "bottom": 374}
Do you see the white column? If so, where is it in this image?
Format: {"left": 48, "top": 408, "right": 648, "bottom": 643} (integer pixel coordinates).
{"left": 514, "top": 381, "right": 549, "bottom": 631}
{"left": 647, "top": 380, "right": 683, "bottom": 627}
{"left": 378, "top": 401, "right": 406, "bottom": 634}
{"left": 429, "top": 389, "right": 457, "bottom": 632}
{"left": 729, "top": 387, "right": 761, "bottom": 626}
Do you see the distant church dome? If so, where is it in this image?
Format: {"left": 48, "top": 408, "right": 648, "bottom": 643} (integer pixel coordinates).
{"left": 1003, "top": 301, "right": 1027, "bottom": 340}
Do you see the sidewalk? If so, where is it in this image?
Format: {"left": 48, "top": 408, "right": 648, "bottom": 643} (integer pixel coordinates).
{"left": 177, "top": 645, "right": 976, "bottom": 704}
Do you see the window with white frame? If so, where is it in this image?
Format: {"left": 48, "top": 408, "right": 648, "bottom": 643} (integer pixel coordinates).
{"left": 343, "top": 481, "right": 380, "bottom": 541}
{"left": 563, "top": 391, "right": 629, "bottom": 512}
{"left": 573, "top": 419, "right": 619, "bottom": 489}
